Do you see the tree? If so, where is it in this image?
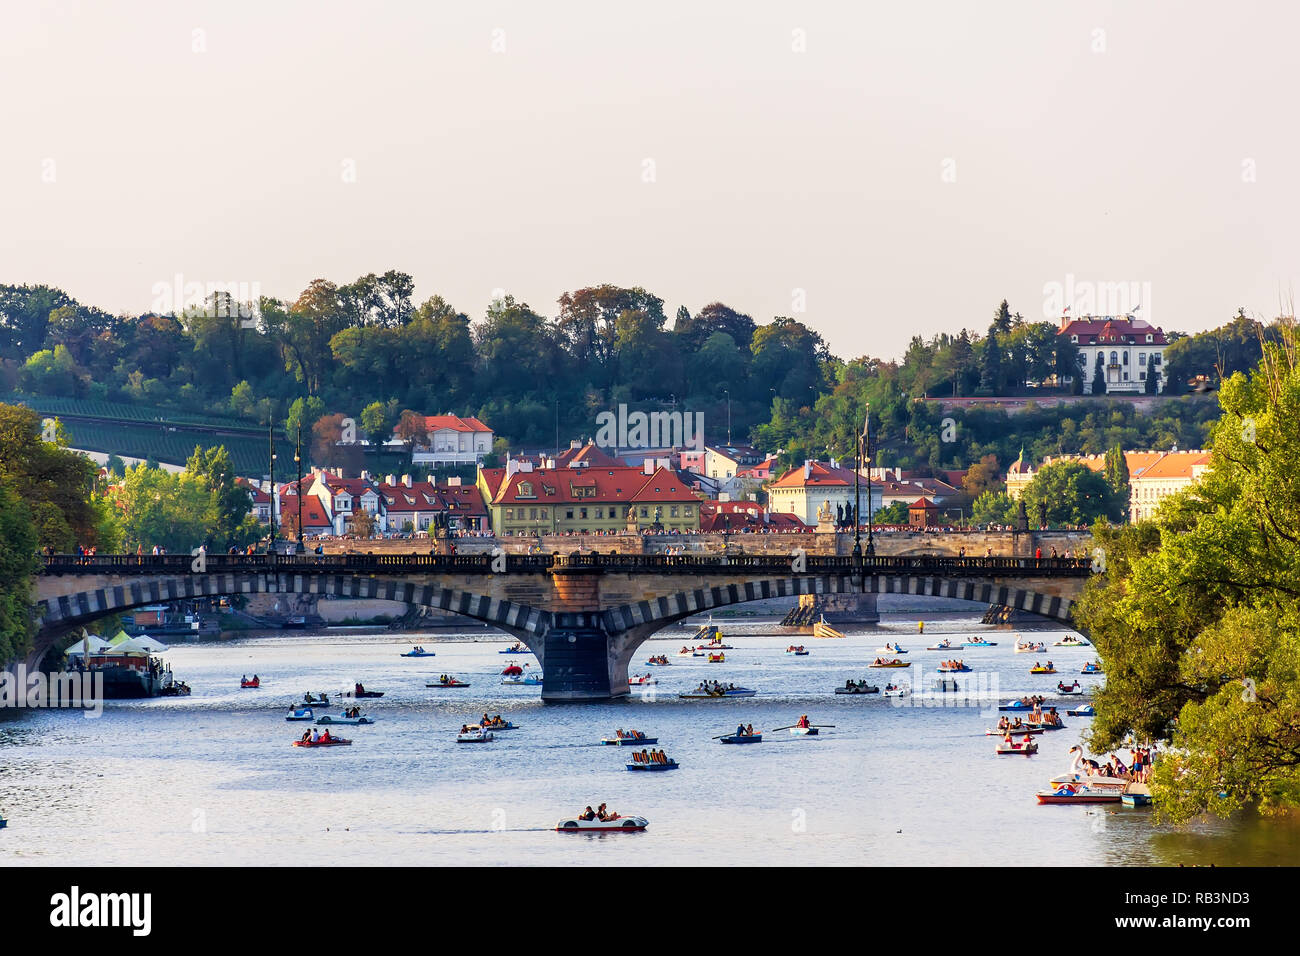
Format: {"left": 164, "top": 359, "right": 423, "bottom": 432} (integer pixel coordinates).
{"left": 971, "top": 490, "right": 1016, "bottom": 526}
{"left": 874, "top": 501, "right": 908, "bottom": 524}
{"left": 1020, "top": 461, "right": 1118, "bottom": 527}
{"left": 1074, "top": 329, "right": 1300, "bottom": 822}
{"left": 185, "top": 445, "right": 258, "bottom": 549}
{"left": 1092, "top": 353, "right": 1107, "bottom": 395}
{"left": 978, "top": 329, "right": 1002, "bottom": 394}
{"left": 393, "top": 410, "right": 428, "bottom": 463}
{"left": 0, "top": 483, "right": 38, "bottom": 663}
{"left": 349, "top": 509, "right": 377, "bottom": 538}
{"left": 0, "top": 403, "right": 99, "bottom": 551}
{"left": 1103, "top": 443, "right": 1130, "bottom": 521}
{"left": 360, "top": 400, "right": 399, "bottom": 449}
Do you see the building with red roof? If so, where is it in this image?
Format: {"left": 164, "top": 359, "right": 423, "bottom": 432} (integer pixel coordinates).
{"left": 1058, "top": 313, "right": 1168, "bottom": 394}
{"left": 767, "top": 460, "right": 884, "bottom": 526}
{"left": 477, "top": 461, "right": 701, "bottom": 534}
{"left": 408, "top": 414, "right": 494, "bottom": 468}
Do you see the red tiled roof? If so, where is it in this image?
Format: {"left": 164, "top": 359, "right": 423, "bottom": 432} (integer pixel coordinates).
{"left": 771, "top": 462, "right": 857, "bottom": 488}
{"left": 1060, "top": 317, "right": 1167, "bottom": 346}
{"left": 419, "top": 414, "right": 491, "bottom": 433}
{"left": 908, "top": 497, "right": 940, "bottom": 511}
{"left": 556, "top": 442, "right": 621, "bottom": 469}
{"left": 487, "top": 465, "right": 697, "bottom": 506}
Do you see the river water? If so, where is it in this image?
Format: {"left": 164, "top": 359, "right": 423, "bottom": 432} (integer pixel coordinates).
{"left": 2, "top": 612, "right": 1296, "bottom": 866}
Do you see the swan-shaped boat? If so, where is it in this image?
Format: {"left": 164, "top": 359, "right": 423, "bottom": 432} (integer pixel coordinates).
{"left": 1045, "top": 746, "right": 1134, "bottom": 795}
{"left": 1014, "top": 642, "right": 1046, "bottom": 653}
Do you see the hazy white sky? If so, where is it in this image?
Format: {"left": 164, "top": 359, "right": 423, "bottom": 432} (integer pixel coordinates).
{"left": 2, "top": 0, "right": 1297, "bottom": 360}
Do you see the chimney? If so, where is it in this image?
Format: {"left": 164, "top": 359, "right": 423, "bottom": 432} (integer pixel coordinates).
{"left": 360, "top": 470, "right": 370, "bottom": 481}
{"left": 447, "top": 475, "right": 461, "bottom": 487}
{"left": 401, "top": 474, "right": 412, "bottom": 487}
{"left": 385, "top": 474, "right": 395, "bottom": 486}
{"left": 643, "top": 460, "right": 654, "bottom": 475}
{"left": 804, "top": 460, "right": 811, "bottom": 480}
{"left": 570, "top": 439, "right": 581, "bottom": 449}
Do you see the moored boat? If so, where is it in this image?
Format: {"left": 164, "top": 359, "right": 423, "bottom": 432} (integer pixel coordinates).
{"left": 1036, "top": 785, "right": 1121, "bottom": 804}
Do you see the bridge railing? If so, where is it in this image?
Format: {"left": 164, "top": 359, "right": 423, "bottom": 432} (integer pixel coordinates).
{"left": 42, "top": 553, "right": 1092, "bottom": 577}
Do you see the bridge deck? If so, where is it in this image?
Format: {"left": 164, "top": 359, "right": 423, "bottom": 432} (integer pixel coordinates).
{"left": 41, "top": 554, "right": 1093, "bottom": 578}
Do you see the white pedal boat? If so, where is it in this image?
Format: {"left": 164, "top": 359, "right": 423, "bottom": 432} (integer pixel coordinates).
{"left": 1054, "top": 636, "right": 1090, "bottom": 647}
{"left": 883, "top": 684, "right": 911, "bottom": 699}
{"left": 456, "top": 727, "right": 495, "bottom": 743}
{"left": 316, "top": 714, "right": 374, "bottom": 725}
{"left": 555, "top": 815, "right": 648, "bottom": 832}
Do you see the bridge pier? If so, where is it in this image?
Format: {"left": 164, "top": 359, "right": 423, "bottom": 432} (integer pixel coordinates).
{"left": 538, "top": 613, "right": 629, "bottom": 702}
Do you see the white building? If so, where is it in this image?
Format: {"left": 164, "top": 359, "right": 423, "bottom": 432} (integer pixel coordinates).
{"left": 409, "top": 414, "right": 494, "bottom": 468}
{"left": 767, "top": 460, "right": 883, "bottom": 526}
{"left": 1059, "top": 314, "right": 1169, "bottom": 394}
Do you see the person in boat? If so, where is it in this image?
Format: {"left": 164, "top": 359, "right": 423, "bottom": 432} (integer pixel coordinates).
{"left": 579, "top": 806, "right": 596, "bottom": 821}
{"left": 320, "top": 729, "right": 331, "bottom": 743}
{"left": 301, "top": 730, "right": 311, "bottom": 742}
{"left": 310, "top": 729, "right": 320, "bottom": 743}
{"left": 355, "top": 682, "right": 364, "bottom": 696}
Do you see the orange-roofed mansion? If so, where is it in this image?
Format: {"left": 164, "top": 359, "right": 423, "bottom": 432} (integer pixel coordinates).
{"left": 1059, "top": 313, "right": 1169, "bottom": 394}
{"left": 767, "top": 460, "right": 883, "bottom": 526}
{"left": 408, "top": 414, "right": 494, "bottom": 469}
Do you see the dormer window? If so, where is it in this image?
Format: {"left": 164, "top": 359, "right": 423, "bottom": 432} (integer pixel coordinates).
{"left": 1146, "top": 334, "right": 1153, "bottom": 343}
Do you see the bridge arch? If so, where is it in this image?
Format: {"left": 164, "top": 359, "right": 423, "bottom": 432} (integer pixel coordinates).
{"left": 32, "top": 572, "right": 552, "bottom": 667}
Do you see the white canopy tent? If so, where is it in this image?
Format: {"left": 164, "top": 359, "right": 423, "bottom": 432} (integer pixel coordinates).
{"left": 106, "top": 635, "right": 170, "bottom": 655}
{"left": 64, "top": 634, "right": 114, "bottom": 657}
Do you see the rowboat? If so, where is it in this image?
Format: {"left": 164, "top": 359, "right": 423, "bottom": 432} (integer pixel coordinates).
{"left": 1121, "top": 791, "right": 1154, "bottom": 808}
{"left": 868, "top": 659, "right": 910, "bottom": 668}
{"left": 555, "top": 815, "right": 648, "bottom": 832}
{"left": 719, "top": 733, "right": 762, "bottom": 744}
{"left": 520, "top": 673, "right": 543, "bottom": 686}
{"left": 789, "top": 726, "right": 819, "bottom": 736}
{"left": 456, "top": 726, "right": 494, "bottom": 743}
{"left": 996, "top": 739, "right": 1038, "bottom": 755}
{"left": 834, "top": 683, "right": 879, "bottom": 695}
{"left": 626, "top": 759, "right": 679, "bottom": 771}
{"left": 1036, "top": 785, "right": 1121, "bottom": 805}
{"left": 813, "top": 616, "right": 845, "bottom": 639}
{"left": 678, "top": 687, "right": 757, "bottom": 699}
{"left": 1067, "top": 703, "right": 1095, "bottom": 717}
{"left": 962, "top": 640, "right": 997, "bottom": 648}
{"left": 285, "top": 708, "right": 314, "bottom": 721}
{"left": 316, "top": 714, "right": 374, "bottom": 725}
{"left": 601, "top": 736, "right": 658, "bottom": 746}
{"left": 292, "top": 737, "right": 352, "bottom": 748}
{"left": 428, "top": 679, "right": 470, "bottom": 688}
{"left": 343, "top": 689, "right": 384, "bottom": 698}
{"left": 400, "top": 649, "right": 435, "bottom": 658}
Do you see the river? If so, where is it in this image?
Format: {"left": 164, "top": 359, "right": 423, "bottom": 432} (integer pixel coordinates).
{"left": 2, "top": 612, "right": 1296, "bottom": 866}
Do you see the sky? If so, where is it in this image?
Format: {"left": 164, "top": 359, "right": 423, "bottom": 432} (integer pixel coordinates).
{"left": 2, "top": 0, "right": 1298, "bottom": 361}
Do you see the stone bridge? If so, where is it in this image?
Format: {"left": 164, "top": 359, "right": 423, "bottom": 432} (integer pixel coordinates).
{"left": 34, "top": 552, "right": 1093, "bottom": 701}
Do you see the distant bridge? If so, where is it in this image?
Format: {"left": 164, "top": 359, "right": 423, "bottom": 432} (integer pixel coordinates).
{"left": 35, "top": 552, "right": 1093, "bottom": 701}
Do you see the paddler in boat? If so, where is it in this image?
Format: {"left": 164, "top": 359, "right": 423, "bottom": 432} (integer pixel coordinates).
{"left": 737, "top": 723, "right": 746, "bottom": 738}
{"left": 300, "top": 730, "right": 311, "bottom": 743}
{"left": 746, "top": 723, "right": 755, "bottom": 736}
{"left": 579, "top": 806, "right": 596, "bottom": 821}
{"left": 310, "top": 729, "right": 321, "bottom": 743}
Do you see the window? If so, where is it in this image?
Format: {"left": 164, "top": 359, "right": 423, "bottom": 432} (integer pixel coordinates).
{"left": 530, "top": 508, "right": 537, "bottom": 520}
{"left": 1110, "top": 351, "right": 1118, "bottom": 364}
{"left": 518, "top": 482, "right": 534, "bottom": 498}
{"left": 685, "top": 506, "right": 693, "bottom": 516}
{"left": 540, "top": 509, "right": 548, "bottom": 519}
{"left": 1139, "top": 353, "right": 1147, "bottom": 365}
{"left": 565, "top": 510, "right": 574, "bottom": 519}
{"left": 580, "top": 508, "right": 588, "bottom": 519}
{"left": 640, "top": 507, "right": 649, "bottom": 518}
{"left": 1139, "top": 372, "right": 1145, "bottom": 380}
{"left": 1122, "top": 351, "right": 1129, "bottom": 365}
{"left": 505, "top": 508, "right": 514, "bottom": 520}
{"left": 1146, "top": 334, "right": 1153, "bottom": 343}
{"left": 670, "top": 506, "right": 679, "bottom": 517}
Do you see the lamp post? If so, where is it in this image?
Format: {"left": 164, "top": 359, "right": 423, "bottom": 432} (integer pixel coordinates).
{"left": 267, "top": 418, "right": 277, "bottom": 552}
{"left": 864, "top": 403, "right": 874, "bottom": 556}
{"left": 295, "top": 419, "right": 304, "bottom": 553}
{"left": 723, "top": 389, "right": 731, "bottom": 445}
